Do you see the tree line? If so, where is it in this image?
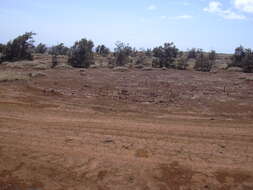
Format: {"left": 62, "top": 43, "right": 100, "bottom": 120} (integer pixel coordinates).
{"left": 0, "top": 32, "right": 252, "bottom": 73}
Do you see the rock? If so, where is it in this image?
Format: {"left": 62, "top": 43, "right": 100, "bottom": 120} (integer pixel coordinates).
{"left": 246, "top": 77, "right": 253, "bottom": 81}
{"left": 90, "top": 65, "right": 98, "bottom": 69}
{"left": 28, "top": 72, "right": 47, "bottom": 78}
{"left": 103, "top": 139, "right": 114, "bottom": 144}
{"left": 113, "top": 67, "right": 128, "bottom": 72}
{"left": 34, "top": 64, "right": 50, "bottom": 70}
{"left": 142, "top": 67, "right": 153, "bottom": 71}
{"left": 227, "top": 67, "right": 243, "bottom": 72}
{"left": 55, "top": 64, "right": 72, "bottom": 69}
{"left": 216, "top": 63, "right": 228, "bottom": 70}
{"left": 134, "top": 64, "right": 144, "bottom": 69}
{"left": 79, "top": 69, "right": 86, "bottom": 72}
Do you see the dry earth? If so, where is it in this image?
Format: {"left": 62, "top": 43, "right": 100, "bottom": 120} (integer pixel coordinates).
{"left": 0, "top": 66, "right": 253, "bottom": 190}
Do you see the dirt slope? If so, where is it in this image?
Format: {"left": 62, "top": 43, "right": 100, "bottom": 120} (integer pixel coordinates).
{"left": 0, "top": 68, "right": 253, "bottom": 190}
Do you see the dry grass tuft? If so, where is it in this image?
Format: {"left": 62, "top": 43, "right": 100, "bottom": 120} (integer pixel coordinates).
{"left": 0, "top": 71, "right": 30, "bottom": 82}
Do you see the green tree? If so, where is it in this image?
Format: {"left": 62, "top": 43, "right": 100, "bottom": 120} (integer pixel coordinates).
{"left": 230, "top": 46, "right": 253, "bottom": 72}
{"left": 114, "top": 42, "right": 132, "bottom": 66}
{"left": 153, "top": 42, "right": 179, "bottom": 68}
{"left": 0, "top": 43, "right": 5, "bottom": 53}
{"left": 194, "top": 50, "right": 213, "bottom": 72}
{"left": 68, "top": 38, "right": 94, "bottom": 68}
{"left": 96, "top": 45, "right": 110, "bottom": 56}
{"left": 35, "top": 43, "right": 47, "bottom": 54}
{"left": 232, "top": 46, "right": 245, "bottom": 67}
{"left": 2, "top": 32, "right": 35, "bottom": 61}
{"left": 209, "top": 50, "right": 216, "bottom": 61}
{"left": 145, "top": 48, "right": 152, "bottom": 57}
{"left": 49, "top": 43, "right": 69, "bottom": 55}
{"left": 242, "top": 49, "right": 253, "bottom": 73}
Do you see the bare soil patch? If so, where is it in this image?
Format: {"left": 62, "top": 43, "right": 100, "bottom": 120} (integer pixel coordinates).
{"left": 0, "top": 67, "right": 253, "bottom": 189}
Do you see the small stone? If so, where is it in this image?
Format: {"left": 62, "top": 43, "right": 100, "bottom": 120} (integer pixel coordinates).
{"left": 103, "top": 139, "right": 114, "bottom": 144}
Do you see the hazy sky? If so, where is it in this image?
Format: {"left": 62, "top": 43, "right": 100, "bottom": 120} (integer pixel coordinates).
{"left": 0, "top": 0, "right": 253, "bottom": 53}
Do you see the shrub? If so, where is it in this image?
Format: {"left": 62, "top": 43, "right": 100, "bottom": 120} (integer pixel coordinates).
{"left": 68, "top": 38, "right": 94, "bottom": 68}
{"left": 2, "top": 32, "right": 35, "bottom": 62}
{"left": 0, "top": 44, "right": 5, "bottom": 63}
{"left": 0, "top": 71, "right": 30, "bottom": 82}
{"left": 0, "top": 43, "right": 5, "bottom": 53}
{"left": 49, "top": 43, "right": 69, "bottom": 55}
{"left": 145, "top": 48, "right": 152, "bottom": 57}
{"left": 194, "top": 50, "right": 213, "bottom": 72}
{"left": 231, "top": 46, "right": 253, "bottom": 73}
{"left": 209, "top": 50, "right": 216, "bottom": 61}
{"left": 242, "top": 49, "right": 253, "bottom": 73}
{"left": 176, "top": 56, "right": 188, "bottom": 70}
{"left": 35, "top": 43, "right": 47, "bottom": 54}
{"left": 136, "top": 55, "right": 146, "bottom": 66}
{"left": 153, "top": 42, "right": 179, "bottom": 68}
{"left": 232, "top": 46, "right": 245, "bottom": 67}
{"left": 96, "top": 45, "right": 110, "bottom": 56}
{"left": 187, "top": 48, "right": 202, "bottom": 59}
{"left": 115, "top": 52, "right": 129, "bottom": 66}
{"left": 188, "top": 48, "right": 197, "bottom": 59}
{"left": 114, "top": 42, "right": 132, "bottom": 66}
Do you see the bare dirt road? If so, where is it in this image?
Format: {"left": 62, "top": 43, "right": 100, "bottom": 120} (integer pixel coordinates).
{"left": 0, "top": 68, "right": 253, "bottom": 190}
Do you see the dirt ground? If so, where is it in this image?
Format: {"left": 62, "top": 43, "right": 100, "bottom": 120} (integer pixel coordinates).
{"left": 0, "top": 67, "right": 253, "bottom": 190}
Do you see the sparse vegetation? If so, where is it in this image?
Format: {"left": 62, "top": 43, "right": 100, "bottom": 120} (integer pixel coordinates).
{"left": 68, "top": 39, "right": 94, "bottom": 68}
{"left": 0, "top": 32, "right": 252, "bottom": 74}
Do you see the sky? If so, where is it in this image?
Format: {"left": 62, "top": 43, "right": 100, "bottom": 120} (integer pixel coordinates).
{"left": 0, "top": 0, "right": 253, "bottom": 53}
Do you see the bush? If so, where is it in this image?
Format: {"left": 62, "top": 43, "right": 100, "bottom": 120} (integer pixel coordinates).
{"left": 176, "top": 56, "right": 188, "bottom": 70}
{"left": 68, "top": 39, "right": 94, "bottom": 68}
{"left": 0, "top": 44, "right": 5, "bottom": 63}
{"left": 114, "top": 42, "right": 132, "bottom": 66}
{"left": 145, "top": 48, "right": 152, "bottom": 57}
{"left": 231, "top": 46, "right": 253, "bottom": 73}
{"left": 136, "top": 55, "right": 146, "bottom": 66}
{"left": 49, "top": 43, "right": 69, "bottom": 55}
{"left": 35, "top": 43, "right": 47, "bottom": 54}
{"left": 194, "top": 51, "right": 213, "bottom": 72}
{"left": 242, "top": 49, "right": 253, "bottom": 73}
{"left": 187, "top": 48, "right": 202, "bottom": 59}
{"left": 0, "top": 43, "right": 5, "bottom": 53}
{"left": 1, "top": 32, "right": 35, "bottom": 62}
{"left": 232, "top": 46, "right": 245, "bottom": 67}
{"left": 115, "top": 52, "right": 129, "bottom": 66}
{"left": 153, "top": 42, "right": 179, "bottom": 68}
{"left": 209, "top": 50, "right": 216, "bottom": 61}
{"left": 96, "top": 45, "right": 110, "bottom": 56}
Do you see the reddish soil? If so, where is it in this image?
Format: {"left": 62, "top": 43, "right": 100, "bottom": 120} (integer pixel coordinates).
{"left": 0, "top": 68, "right": 253, "bottom": 190}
